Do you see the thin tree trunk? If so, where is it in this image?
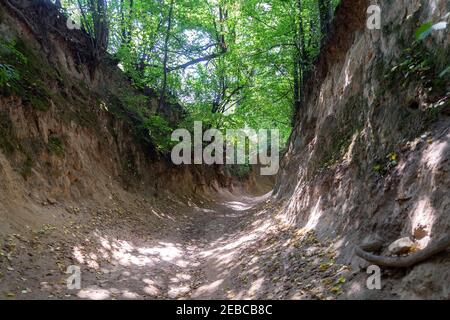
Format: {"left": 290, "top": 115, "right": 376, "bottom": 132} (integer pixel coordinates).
{"left": 128, "top": 0, "right": 134, "bottom": 41}
{"left": 159, "top": 0, "right": 175, "bottom": 110}
{"left": 84, "top": 0, "right": 108, "bottom": 59}
{"left": 294, "top": 0, "right": 306, "bottom": 112}
{"left": 120, "top": 0, "right": 125, "bottom": 41}
{"left": 293, "top": 57, "right": 301, "bottom": 112}
{"left": 121, "top": 0, "right": 134, "bottom": 46}
{"left": 96, "top": 0, "right": 108, "bottom": 50}
{"left": 318, "top": 0, "right": 332, "bottom": 44}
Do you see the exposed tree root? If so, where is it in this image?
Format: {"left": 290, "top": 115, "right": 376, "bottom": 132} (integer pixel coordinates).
{"left": 355, "top": 235, "right": 450, "bottom": 268}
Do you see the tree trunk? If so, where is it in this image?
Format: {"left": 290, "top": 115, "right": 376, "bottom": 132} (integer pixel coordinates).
{"left": 83, "top": 0, "right": 108, "bottom": 59}
{"left": 294, "top": 0, "right": 306, "bottom": 112}
{"left": 159, "top": 0, "right": 175, "bottom": 110}
{"left": 120, "top": 0, "right": 134, "bottom": 46}
{"left": 120, "top": 0, "right": 125, "bottom": 41}
{"left": 128, "top": 0, "right": 134, "bottom": 44}
{"left": 293, "top": 57, "right": 301, "bottom": 112}
{"left": 96, "top": 0, "right": 109, "bottom": 50}
{"left": 318, "top": 0, "right": 332, "bottom": 44}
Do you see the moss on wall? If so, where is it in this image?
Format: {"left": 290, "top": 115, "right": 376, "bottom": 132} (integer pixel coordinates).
{"left": 384, "top": 42, "right": 449, "bottom": 100}
{"left": 314, "top": 95, "right": 365, "bottom": 173}
{"left": 48, "top": 135, "right": 65, "bottom": 157}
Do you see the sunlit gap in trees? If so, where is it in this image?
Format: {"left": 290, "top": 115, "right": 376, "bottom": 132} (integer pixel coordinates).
{"left": 60, "top": 0, "right": 341, "bottom": 147}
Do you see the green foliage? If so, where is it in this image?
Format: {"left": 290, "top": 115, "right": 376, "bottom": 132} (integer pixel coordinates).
{"left": 0, "top": 39, "right": 27, "bottom": 63}
{"left": 59, "top": 0, "right": 342, "bottom": 151}
{"left": 119, "top": 91, "right": 150, "bottom": 118}
{"left": 48, "top": 136, "right": 65, "bottom": 157}
{"left": 142, "top": 115, "right": 174, "bottom": 153}
{"left": 0, "top": 38, "right": 52, "bottom": 111}
{"left": 28, "top": 89, "right": 51, "bottom": 111}
{"left": 0, "top": 63, "right": 20, "bottom": 86}
{"left": 0, "top": 39, "right": 26, "bottom": 87}
{"left": 372, "top": 152, "right": 398, "bottom": 176}
{"left": 385, "top": 41, "right": 449, "bottom": 94}
{"left": 416, "top": 19, "right": 448, "bottom": 41}
{"left": 225, "top": 163, "right": 252, "bottom": 179}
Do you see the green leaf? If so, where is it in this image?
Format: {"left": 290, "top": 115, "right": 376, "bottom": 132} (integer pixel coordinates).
{"left": 416, "top": 22, "right": 433, "bottom": 40}
{"left": 416, "top": 21, "right": 448, "bottom": 40}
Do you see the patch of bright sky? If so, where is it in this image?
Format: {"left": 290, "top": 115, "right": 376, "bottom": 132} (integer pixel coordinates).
{"left": 177, "top": 29, "right": 216, "bottom": 104}
{"left": 256, "top": 3, "right": 272, "bottom": 12}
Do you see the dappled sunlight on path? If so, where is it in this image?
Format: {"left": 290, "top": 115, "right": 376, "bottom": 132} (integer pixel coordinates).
{"left": 67, "top": 192, "right": 274, "bottom": 300}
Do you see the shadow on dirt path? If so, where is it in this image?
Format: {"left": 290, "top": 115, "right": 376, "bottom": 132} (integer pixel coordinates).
{"left": 0, "top": 190, "right": 274, "bottom": 300}
{"left": 1, "top": 187, "right": 358, "bottom": 300}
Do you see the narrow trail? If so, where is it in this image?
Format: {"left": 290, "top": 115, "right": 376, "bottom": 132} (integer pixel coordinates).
{"left": 75, "top": 192, "right": 272, "bottom": 300}
{"left": 183, "top": 193, "right": 271, "bottom": 299}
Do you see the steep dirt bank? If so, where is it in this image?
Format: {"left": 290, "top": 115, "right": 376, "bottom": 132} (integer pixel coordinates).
{"left": 275, "top": 0, "right": 450, "bottom": 298}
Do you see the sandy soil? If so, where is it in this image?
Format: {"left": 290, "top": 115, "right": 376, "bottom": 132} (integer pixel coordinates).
{"left": 0, "top": 189, "right": 357, "bottom": 300}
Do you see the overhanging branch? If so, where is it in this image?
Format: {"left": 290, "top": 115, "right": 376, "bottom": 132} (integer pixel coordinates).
{"left": 167, "top": 51, "right": 225, "bottom": 72}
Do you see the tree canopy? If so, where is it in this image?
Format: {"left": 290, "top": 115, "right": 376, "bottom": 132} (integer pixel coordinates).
{"left": 61, "top": 0, "right": 339, "bottom": 146}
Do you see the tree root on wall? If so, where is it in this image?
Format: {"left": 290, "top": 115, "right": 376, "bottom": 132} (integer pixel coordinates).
{"left": 355, "top": 235, "right": 450, "bottom": 268}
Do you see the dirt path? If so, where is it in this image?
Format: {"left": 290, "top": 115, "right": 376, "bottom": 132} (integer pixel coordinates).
{"left": 0, "top": 191, "right": 269, "bottom": 299}
{"left": 183, "top": 193, "right": 272, "bottom": 299}
{"left": 1, "top": 190, "right": 354, "bottom": 300}
{"left": 72, "top": 191, "right": 281, "bottom": 300}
